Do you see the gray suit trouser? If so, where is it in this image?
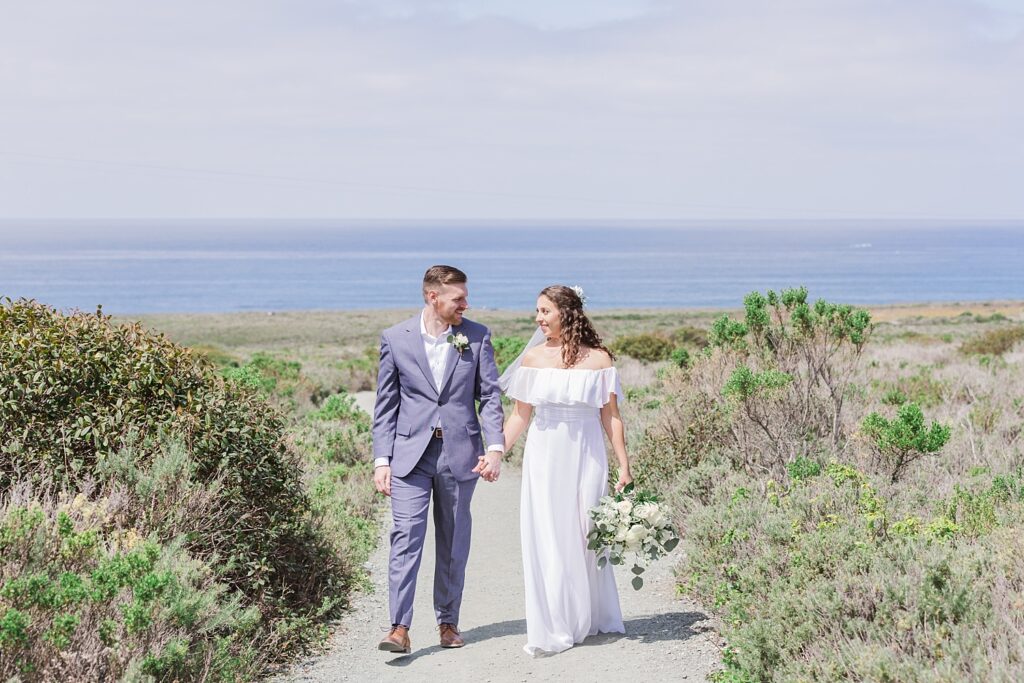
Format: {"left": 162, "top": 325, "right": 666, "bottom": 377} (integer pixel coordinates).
{"left": 388, "top": 436, "right": 477, "bottom": 628}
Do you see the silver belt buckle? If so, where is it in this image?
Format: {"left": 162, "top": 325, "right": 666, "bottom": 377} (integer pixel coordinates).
{"left": 433, "top": 428, "right": 443, "bottom": 439}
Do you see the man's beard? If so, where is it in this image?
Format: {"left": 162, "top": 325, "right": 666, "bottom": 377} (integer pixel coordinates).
{"left": 437, "top": 306, "right": 462, "bottom": 326}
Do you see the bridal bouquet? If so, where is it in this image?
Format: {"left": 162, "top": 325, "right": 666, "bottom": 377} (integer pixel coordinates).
{"left": 586, "top": 483, "right": 679, "bottom": 590}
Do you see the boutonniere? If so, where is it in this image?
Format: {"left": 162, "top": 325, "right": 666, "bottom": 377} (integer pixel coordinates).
{"left": 447, "top": 332, "right": 470, "bottom": 356}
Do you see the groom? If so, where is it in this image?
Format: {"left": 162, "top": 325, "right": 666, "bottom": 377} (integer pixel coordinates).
{"left": 372, "top": 265, "right": 505, "bottom": 654}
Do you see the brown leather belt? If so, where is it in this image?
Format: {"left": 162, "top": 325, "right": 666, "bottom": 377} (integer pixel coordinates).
{"left": 433, "top": 428, "right": 444, "bottom": 439}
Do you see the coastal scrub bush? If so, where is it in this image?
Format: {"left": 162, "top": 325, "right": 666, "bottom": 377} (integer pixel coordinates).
{"left": 671, "top": 325, "right": 709, "bottom": 349}
{"left": 309, "top": 392, "right": 361, "bottom": 422}
{"left": 670, "top": 347, "right": 691, "bottom": 369}
{"left": 882, "top": 367, "right": 947, "bottom": 408}
{"left": 223, "top": 352, "right": 320, "bottom": 412}
{"left": 694, "top": 288, "right": 872, "bottom": 476}
{"left": 610, "top": 333, "right": 674, "bottom": 362}
{"left": 862, "top": 402, "right": 951, "bottom": 483}
{"left": 685, "top": 463, "right": 1024, "bottom": 682}
{"left": 337, "top": 346, "right": 378, "bottom": 392}
{"left": 492, "top": 335, "right": 529, "bottom": 373}
{"left": 0, "top": 444, "right": 262, "bottom": 681}
{"left": 960, "top": 325, "right": 1024, "bottom": 357}
{"left": 630, "top": 295, "right": 1024, "bottom": 681}
{"left": 0, "top": 299, "right": 353, "bottom": 670}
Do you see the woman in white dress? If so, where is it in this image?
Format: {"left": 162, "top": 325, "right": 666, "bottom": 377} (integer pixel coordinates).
{"left": 501, "top": 285, "right": 633, "bottom": 656}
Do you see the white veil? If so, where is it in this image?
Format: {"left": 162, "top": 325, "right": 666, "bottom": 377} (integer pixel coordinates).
{"left": 498, "top": 326, "right": 547, "bottom": 393}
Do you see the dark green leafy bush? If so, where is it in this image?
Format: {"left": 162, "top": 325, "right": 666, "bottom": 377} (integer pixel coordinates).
{"left": 960, "top": 325, "right": 1024, "bottom": 357}
{"left": 671, "top": 325, "right": 709, "bottom": 348}
{"left": 0, "top": 299, "right": 351, "bottom": 664}
{"left": 610, "top": 333, "right": 674, "bottom": 362}
{"left": 309, "top": 392, "right": 362, "bottom": 422}
{"left": 670, "top": 347, "right": 691, "bottom": 369}
{"left": 492, "top": 335, "right": 529, "bottom": 373}
{"left": 862, "top": 402, "right": 951, "bottom": 483}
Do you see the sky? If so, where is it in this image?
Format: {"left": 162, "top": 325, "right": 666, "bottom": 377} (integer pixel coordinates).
{"left": 1, "top": 0, "right": 1022, "bottom": 221}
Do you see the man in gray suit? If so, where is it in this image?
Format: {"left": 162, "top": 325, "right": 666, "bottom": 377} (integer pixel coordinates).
{"left": 372, "top": 265, "right": 505, "bottom": 654}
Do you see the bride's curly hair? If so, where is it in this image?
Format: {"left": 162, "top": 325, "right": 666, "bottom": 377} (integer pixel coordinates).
{"left": 539, "top": 285, "right": 614, "bottom": 368}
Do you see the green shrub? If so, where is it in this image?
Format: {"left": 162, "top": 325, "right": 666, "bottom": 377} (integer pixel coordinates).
{"left": 681, "top": 464, "right": 1024, "bottom": 682}
{"left": 336, "top": 346, "right": 378, "bottom": 392}
{"left": 610, "top": 333, "right": 674, "bottom": 362}
{"left": 862, "top": 402, "right": 951, "bottom": 483}
{"left": 222, "top": 352, "right": 313, "bottom": 409}
{"left": 0, "top": 480, "right": 260, "bottom": 681}
{"left": 960, "top": 325, "right": 1024, "bottom": 356}
{"left": 0, "top": 440, "right": 268, "bottom": 679}
{"left": 882, "top": 388, "right": 908, "bottom": 406}
{"left": 722, "top": 365, "right": 793, "bottom": 401}
{"left": 671, "top": 325, "right": 709, "bottom": 348}
{"left": 187, "top": 344, "right": 238, "bottom": 369}
{"left": 310, "top": 392, "right": 361, "bottom": 422}
{"left": 669, "top": 347, "right": 691, "bottom": 368}
{"left": 709, "top": 315, "right": 747, "bottom": 349}
{"left": 0, "top": 299, "right": 352, "bottom": 671}
{"left": 702, "top": 288, "right": 873, "bottom": 475}
{"left": 787, "top": 456, "right": 822, "bottom": 481}
{"left": 632, "top": 376, "right": 730, "bottom": 492}
{"left": 492, "top": 335, "right": 529, "bottom": 373}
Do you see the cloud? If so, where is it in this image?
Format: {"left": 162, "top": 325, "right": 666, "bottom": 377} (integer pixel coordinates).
{"left": 0, "top": 0, "right": 1021, "bottom": 219}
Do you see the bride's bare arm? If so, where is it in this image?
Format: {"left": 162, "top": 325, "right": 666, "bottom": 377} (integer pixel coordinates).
{"left": 600, "top": 394, "right": 633, "bottom": 491}
{"left": 503, "top": 400, "right": 533, "bottom": 452}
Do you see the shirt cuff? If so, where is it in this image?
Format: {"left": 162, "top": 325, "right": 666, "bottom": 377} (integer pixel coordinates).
{"left": 373, "top": 457, "right": 390, "bottom": 468}
{"left": 486, "top": 443, "right": 505, "bottom": 454}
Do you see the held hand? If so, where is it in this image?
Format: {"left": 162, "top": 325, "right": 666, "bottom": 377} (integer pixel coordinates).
{"left": 373, "top": 465, "right": 392, "bottom": 497}
{"left": 614, "top": 469, "right": 633, "bottom": 494}
{"left": 472, "top": 452, "right": 502, "bottom": 482}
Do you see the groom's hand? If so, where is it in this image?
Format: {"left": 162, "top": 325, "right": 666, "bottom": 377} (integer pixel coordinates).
{"left": 472, "top": 451, "right": 502, "bottom": 482}
{"left": 374, "top": 465, "right": 392, "bottom": 497}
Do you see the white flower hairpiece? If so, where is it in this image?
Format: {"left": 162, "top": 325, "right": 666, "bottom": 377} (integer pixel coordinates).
{"left": 570, "top": 285, "right": 587, "bottom": 308}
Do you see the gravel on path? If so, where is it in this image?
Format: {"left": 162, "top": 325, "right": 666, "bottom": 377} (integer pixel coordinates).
{"left": 274, "top": 465, "right": 722, "bottom": 683}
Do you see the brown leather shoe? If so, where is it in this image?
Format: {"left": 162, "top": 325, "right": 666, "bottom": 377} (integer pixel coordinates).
{"left": 378, "top": 625, "right": 411, "bottom": 654}
{"left": 439, "top": 623, "right": 465, "bottom": 648}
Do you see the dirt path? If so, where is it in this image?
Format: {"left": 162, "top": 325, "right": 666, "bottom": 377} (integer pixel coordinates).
{"left": 274, "top": 465, "right": 722, "bottom": 682}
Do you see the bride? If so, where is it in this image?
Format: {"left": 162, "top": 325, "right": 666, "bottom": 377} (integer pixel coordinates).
{"left": 500, "top": 285, "right": 633, "bottom": 656}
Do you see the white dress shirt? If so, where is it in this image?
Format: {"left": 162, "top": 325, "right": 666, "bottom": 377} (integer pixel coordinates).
{"left": 373, "top": 312, "right": 503, "bottom": 468}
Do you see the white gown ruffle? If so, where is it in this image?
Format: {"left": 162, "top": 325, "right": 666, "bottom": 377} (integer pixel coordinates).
{"left": 505, "top": 366, "right": 626, "bottom": 656}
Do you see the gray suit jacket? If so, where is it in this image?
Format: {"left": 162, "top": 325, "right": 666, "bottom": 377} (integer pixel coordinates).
{"left": 372, "top": 315, "right": 504, "bottom": 482}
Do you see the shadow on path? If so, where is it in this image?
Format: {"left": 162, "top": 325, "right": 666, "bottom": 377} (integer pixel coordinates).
{"left": 385, "top": 619, "right": 528, "bottom": 667}
{"left": 386, "top": 610, "right": 711, "bottom": 665}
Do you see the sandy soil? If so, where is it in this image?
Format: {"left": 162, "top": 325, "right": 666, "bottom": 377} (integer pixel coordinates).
{"left": 272, "top": 465, "right": 722, "bottom": 682}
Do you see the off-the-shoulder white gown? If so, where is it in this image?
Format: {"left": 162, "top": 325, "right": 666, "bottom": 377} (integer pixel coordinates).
{"left": 505, "top": 366, "right": 626, "bottom": 656}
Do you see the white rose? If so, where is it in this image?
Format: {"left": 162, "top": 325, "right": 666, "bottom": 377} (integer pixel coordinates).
{"left": 647, "top": 509, "right": 666, "bottom": 528}
{"left": 624, "top": 524, "right": 649, "bottom": 550}
{"left": 614, "top": 524, "right": 629, "bottom": 542}
{"left": 633, "top": 502, "right": 658, "bottom": 522}
{"left": 615, "top": 499, "right": 633, "bottom": 516}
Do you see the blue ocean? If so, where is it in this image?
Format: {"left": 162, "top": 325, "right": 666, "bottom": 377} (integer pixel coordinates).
{"left": 1, "top": 220, "right": 1022, "bottom": 313}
